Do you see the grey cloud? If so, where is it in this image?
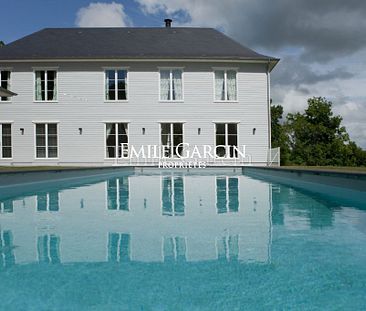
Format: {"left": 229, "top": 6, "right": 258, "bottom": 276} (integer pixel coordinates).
{"left": 271, "top": 57, "right": 355, "bottom": 89}
{"left": 137, "top": 0, "right": 366, "bottom": 62}
{"left": 136, "top": 0, "right": 366, "bottom": 147}
{"left": 222, "top": 0, "right": 366, "bottom": 63}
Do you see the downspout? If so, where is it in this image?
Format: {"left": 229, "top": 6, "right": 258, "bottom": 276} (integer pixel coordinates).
{"left": 266, "top": 60, "right": 271, "bottom": 165}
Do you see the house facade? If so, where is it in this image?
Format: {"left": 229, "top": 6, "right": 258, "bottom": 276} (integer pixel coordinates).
{"left": 0, "top": 23, "right": 279, "bottom": 167}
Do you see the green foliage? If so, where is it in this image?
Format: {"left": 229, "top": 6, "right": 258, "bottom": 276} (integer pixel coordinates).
{"left": 271, "top": 97, "right": 366, "bottom": 167}
{"left": 0, "top": 41, "right": 4, "bottom": 47}
{"left": 271, "top": 104, "right": 290, "bottom": 165}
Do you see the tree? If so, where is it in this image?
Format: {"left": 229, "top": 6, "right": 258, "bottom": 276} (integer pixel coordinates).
{"left": 285, "top": 97, "right": 365, "bottom": 166}
{"left": 0, "top": 41, "right": 5, "bottom": 47}
{"left": 271, "top": 104, "right": 290, "bottom": 165}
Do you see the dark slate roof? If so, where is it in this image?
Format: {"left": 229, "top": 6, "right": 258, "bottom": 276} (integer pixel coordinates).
{"left": 0, "top": 27, "right": 278, "bottom": 64}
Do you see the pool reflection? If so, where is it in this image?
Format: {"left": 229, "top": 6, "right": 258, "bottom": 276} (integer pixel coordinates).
{"left": 0, "top": 172, "right": 273, "bottom": 266}
{"left": 37, "top": 234, "right": 61, "bottom": 264}
{"left": 108, "top": 233, "right": 131, "bottom": 262}
{"left": 0, "top": 230, "right": 15, "bottom": 268}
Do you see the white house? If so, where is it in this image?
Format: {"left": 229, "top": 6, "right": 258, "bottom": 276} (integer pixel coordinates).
{"left": 0, "top": 20, "right": 279, "bottom": 167}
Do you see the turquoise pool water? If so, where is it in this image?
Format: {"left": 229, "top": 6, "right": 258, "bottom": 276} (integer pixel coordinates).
{"left": 0, "top": 170, "right": 365, "bottom": 310}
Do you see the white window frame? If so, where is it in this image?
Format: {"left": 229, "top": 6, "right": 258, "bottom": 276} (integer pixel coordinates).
{"left": 0, "top": 230, "right": 15, "bottom": 265}
{"left": 162, "top": 236, "right": 187, "bottom": 261}
{"left": 214, "top": 122, "right": 239, "bottom": 158}
{"left": 33, "top": 122, "right": 59, "bottom": 159}
{"left": 215, "top": 176, "right": 240, "bottom": 213}
{"left": 215, "top": 235, "right": 239, "bottom": 260}
{"left": 106, "top": 232, "right": 131, "bottom": 262}
{"left": 36, "top": 234, "right": 60, "bottom": 263}
{"left": 158, "top": 67, "right": 184, "bottom": 102}
{"left": 213, "top": 68, "right": 238, "bottom": 102}
{"left": 36, "top": 192, "right": 60, "bottom": 212}
{"left": 0, "top": 200, "right": 13, "bottom": 213}
{"left": 104, "top": 122, "right": 129, "bottom": 159}
{"left": 0, "top": 68, "right": 12, "bottom": 102}
{"left": 105, "top": 177, "right": 130, "bottom": 211}
{"left": 104, "top": 68, "right": 129, "bottom": 102}
{"left": 159, "top": 122, "right": 184, "bottom": 158}
{"left": 160, "top": 175, "right": 186, "bottom": 216}
{"left": 0, "top": 122, "right": 12, "bottom": 159}
{"left": 33, "top": 68, "right": 58, "bottom": 102}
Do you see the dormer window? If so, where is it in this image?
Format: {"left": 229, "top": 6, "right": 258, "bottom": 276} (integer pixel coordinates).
{"left": 214, "top": 69, "right": 237, "bottom": 101}
{"left": 35, "top": 70, "right": 57, "bottom": 101}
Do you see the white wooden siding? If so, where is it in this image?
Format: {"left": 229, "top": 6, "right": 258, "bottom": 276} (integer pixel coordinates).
{"left": 0, "top": 61, "right": 270, "bottom": 166}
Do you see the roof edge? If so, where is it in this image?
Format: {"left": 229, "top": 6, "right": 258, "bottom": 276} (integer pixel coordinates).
{"left": 0, "top": 86, "right": 17, "bottom": 97}
{"left": 0, "top": 57, "right": 279, "bottom": 63}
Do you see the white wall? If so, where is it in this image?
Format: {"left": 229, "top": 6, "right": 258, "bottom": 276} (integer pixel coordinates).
{"left": 0, "top": 61, "right": 270, "bottom": 166}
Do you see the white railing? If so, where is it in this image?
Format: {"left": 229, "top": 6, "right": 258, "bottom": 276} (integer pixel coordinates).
{"left": 268, "top": 147, "right": 280, "bottom": 167}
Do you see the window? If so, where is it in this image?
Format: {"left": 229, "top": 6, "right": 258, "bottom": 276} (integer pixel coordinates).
{"left": 0, "top": 124, "right": 12, "bottom": 158}
{"left": 214, "top": 69, "right": 237, "bottom": 101}
{"left": 216, "top": 235, "right": 239, "bottom": 261}
{"left": 163, "top": 237, "right": 186, "bottom": 262}
{"left": 105, "top": 69, "right": 127, "bottom": 101}
{"left": 0, "top": 200, "right": 13, "bottom": 213}
{"left": 0, "top": 230, "right": 15, "bottom": 267}
{"left": 105, "top": 123, "right": 128, "bottom": 158}
{"left": 35, "top": 123, "right": 58, "bottom": 158}
{"left": 216, "top": 177, "right": 239, "bottom": 213}
{"left": 35, "top": 70, "right": 57, "bottom": 101}
{"left": 162, "top": 176, "right": 185, "bottom": 216}
{"left": 107, "top": 177, "right": 129, "bottom": 211}
{"left": 161, "top": 123, "right": 183, "bottom": 158}
{"left": 108, "top": 233, "right": 130, "bottom": 262}
{"left": 0, "top": 70, "right": 11, "bottom": 101}
{"left": 37, "top": 234, "right": 60, "bottom": 263}
{"left": 215, "top": 123, "right": 238, "bottom": 158}
{"left": 160, "top": 69, "right": 183, "bottom": 101}
{"left": 37, "top": 192, "right": 59, "bottom": 211}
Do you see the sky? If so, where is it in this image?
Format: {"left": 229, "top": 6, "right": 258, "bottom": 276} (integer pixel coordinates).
{"left": 1, "top": 0, "right": 366, "bottom": 148}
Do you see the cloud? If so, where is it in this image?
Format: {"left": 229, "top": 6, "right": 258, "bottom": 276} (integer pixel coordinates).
{"left": 136, "top": 0, "right": 366, "bottom": 63}
{"left": 136, "top": 0, "right": 366, "bottom": 148}
{"left": 272, "top": 57, "right": 355, "bottom": 89}
{"left": 76, "top": 2, "right": 131, "bottom": 27}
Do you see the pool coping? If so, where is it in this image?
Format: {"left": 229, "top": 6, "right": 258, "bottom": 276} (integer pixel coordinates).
{"left": 1, "top": 165, "right": 365, "bottom": 178}
{"left": 245, "top": 166, "right": 366, "bottom": 179}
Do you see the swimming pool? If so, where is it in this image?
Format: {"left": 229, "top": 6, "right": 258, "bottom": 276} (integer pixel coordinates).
{"left": 0, "top": 169, "right": 365, "bottom": 310}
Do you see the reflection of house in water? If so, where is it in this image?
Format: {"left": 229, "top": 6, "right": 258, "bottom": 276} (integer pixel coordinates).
{"left": 0, "top": 230, "right": 15, "bottom": 268}
{"left": 108, "top": 233, "right": 130, "bottom": 262}
{"left": 107, "top": 177, "right": 129, "bottom": 211}
{"left": 271, "top": 184, "right": 337, "bottom": 229}
{"left": 162, "top": 176, "right": 185, "bottom": 216}
{"left": 37, "top": 192, "right": 59, "bottom": 212}
{"left": 216, "top": 177, "right": 239, "bottom": 214}
{"left": 0, "top": 200, "right": 13, "bottom": 213}
{"left": 216, "top": 235, "right": 239, "bottom": 261}
{"left": 163, "top": 237, "right": 186, "bottom": 262}
{"left": 37, "top": 234, "right": 60, "bottom": 263}
{"left": 0, "top": 173, "right": 272, "bottom": 265}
